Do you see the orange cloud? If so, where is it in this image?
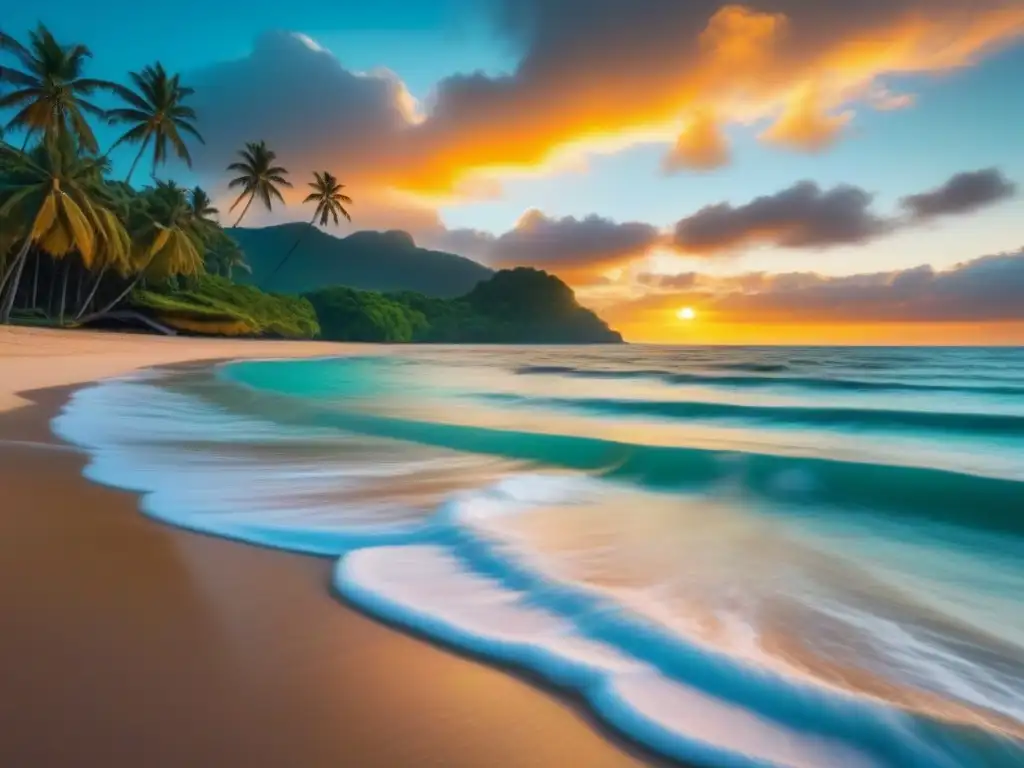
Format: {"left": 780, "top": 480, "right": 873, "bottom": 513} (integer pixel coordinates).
{"left": 664, "top": 111, "right": 731, "bottom": 172}
{"left": 760, "top": 84, "right": 852, "bottom": 152}
{"left": 188, "top": 3, "right": 1024, "bottom": 200}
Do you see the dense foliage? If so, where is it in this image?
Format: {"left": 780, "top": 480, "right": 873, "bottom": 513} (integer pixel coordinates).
{"left": 307, "top": 268, "right": 623, "bottom": 344}
{"left": 305, "top": 286, "right": 427, "bottom": 342}
{"left": 0, "top": 23, "right": 344, "bottom": 337}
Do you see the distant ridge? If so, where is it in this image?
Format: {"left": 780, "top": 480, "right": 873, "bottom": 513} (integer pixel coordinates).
{"left": 229, "top": 224, "right": 494, "bottom": 298}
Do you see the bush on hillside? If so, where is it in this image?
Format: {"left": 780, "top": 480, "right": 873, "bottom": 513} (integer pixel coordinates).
{"left": 132, "top": 275, "right": 320, "bottom": 338}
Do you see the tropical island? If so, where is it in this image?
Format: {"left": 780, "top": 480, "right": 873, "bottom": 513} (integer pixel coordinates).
{"left": 0, "top": 25, "right": 622, "bottom": 345}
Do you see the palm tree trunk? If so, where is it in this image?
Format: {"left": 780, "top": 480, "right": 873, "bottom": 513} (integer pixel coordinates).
{"left": 0, "top": 239, "right": 32, "bottom": 324}
{"left": 47, "top": 259, "right": 57, "bottom": 317}
{"left": 74, "top": 264, "right": 109, "bottom": 321}
{"left": 75, "top": 263, "right": 84, "bottom": 308}
{"left": 267, "top": 215, "right": 317, "bottom": 282}
{"left": 31, "top": 253, "right": 40, "bottom": 310}
{"left": 125, "top": 135, "right": 152, "bottom": 185}
{"left": 0, "top": 241, "right": 27, "bottom": 300}
{"left": 88, "top": 272, "right": 144, "bottom": 319}
{"left": 232, "top": 195, "right": 255, "bottom": 228}
{"left": 58, "top": 260, "right": 70, "bottom": 325}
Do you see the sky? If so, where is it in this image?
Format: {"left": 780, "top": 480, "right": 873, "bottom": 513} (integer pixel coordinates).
{"left": 4, "top": 0, "right": 1024, "bottom": 344}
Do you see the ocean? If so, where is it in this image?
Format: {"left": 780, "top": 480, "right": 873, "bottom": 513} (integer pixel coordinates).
{"left": 53, "top": 345, "right": 1024, "bottom": 767}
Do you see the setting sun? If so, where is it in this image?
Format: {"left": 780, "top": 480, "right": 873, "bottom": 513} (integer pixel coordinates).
{"left": 677, "top": 307, "right": 696, "bottom": 321}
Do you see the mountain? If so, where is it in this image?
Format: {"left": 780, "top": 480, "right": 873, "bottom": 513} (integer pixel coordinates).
{"left": 228, "top": 224, "right": 494, "bottom": 297}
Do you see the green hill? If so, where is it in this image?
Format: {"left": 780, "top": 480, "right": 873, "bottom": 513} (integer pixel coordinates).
{"left": 306, "top": 268, "right": 624, "bottom": 345}
{"left": 229, "top": 224, "right": 494, "bottom": 297}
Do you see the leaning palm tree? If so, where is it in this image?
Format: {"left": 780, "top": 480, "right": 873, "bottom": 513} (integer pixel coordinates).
{"left": 84, "top": 180, "right": 206, "bottom": 319}
{"left": 106, "top": 62, "right": 204, "bottom": 184}
{"left": 267, "top": 170, "right": 352, "bottom": 281}
{"left": 0, "top": 25, "right": 117, "bottom": 153}
{"left": 0, "top": 135, "right": 130, "bottom": 322}
{"left": 226, "top": 140, "right": 291, "bottom": 227}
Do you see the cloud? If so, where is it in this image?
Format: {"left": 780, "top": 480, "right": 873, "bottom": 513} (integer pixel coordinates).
{"left": 663, "top": 111, "right": 731, "bottom": 172}
{"left": 866, "top": 85, "right": 916, "bottom": 111}
{"left": 672, "top": 180, "right": 892, "bottom": 253}
{"left": 758, "top": 84, "right": 853, "bottom": 152}
{"left": 637, "top": 272, "right": 701, "bottom": 290}
{"left": 716, "top": 252, "right": 1024, "bottom": 323}
{"left": 188, "top": 32, "right": 415, "bottom": 191}
{"left": 901, "top": 168, "right": 1017, "bottom": 221}
{"left": 185, "top": 3, "right": 1024, "bottom": 199}
{"left": 435, "top": 210, "right": 662, "bottom": 279}
{"left": 664, "top": 168, "right": 1017, "bottom": 256}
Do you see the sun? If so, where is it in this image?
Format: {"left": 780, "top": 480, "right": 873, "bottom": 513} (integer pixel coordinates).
{"left": 676, "top": 307, "right": 696, "bottom": 321}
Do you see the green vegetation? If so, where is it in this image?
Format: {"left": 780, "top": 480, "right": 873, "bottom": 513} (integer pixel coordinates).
{"left": 0, "top": 23, "right": 621, "bottom": 344}
{"left": 307, "top": 268, "right": 623, "bottom": 344}
{"left": 0, "top": 23, "right": 331, "bottom": 338}
{"left": 133, "top": 275, "right": 319, "bottom": 338}
{"left": 305, "top": 286, "right": 427, "bottom": 343}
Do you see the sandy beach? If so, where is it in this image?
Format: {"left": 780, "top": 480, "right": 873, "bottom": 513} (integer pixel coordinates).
{"left": 0, "top": 327, "right": 658, "bottom": 768}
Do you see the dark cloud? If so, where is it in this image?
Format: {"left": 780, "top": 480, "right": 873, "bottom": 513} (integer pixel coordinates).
{"left": 901, "top": 168, "right": 1017, "bottom": 221}
{"left": 673, "top": 181, "right": 892, "bottom": 253}
{"left": 666, "top": 169, "right": 1017, "bottom": 256}
{"left": 188, "top": 31, "right": 413, "bottom": 185}
{"left": 491, "top": 211, "right": 661, "bottom": 268}
{"left": 436, "top": 211, "right": 661, "bottom": 276}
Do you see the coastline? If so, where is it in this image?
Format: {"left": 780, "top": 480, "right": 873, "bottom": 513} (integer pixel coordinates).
{"left": 0, "top": 327, "right": 663, "bottom": 767}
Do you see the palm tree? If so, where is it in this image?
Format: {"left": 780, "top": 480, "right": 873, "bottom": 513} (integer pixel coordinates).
{"left": 106, "top": 63, "right": 204, "bottom": 184}
{"left": 135, "top": 181, "right": 207, "bottom": 278}
{"left": 84, "top": 180, "right": 207, "bottom": 319}
{"left": 267, "top": 171, "right": 352, "bottom": 281}
{"left": 0, "top": 135, "right": 129, "bottom": 322}
{"left": 206, "top": 233, "right": 250, "bottom": 279}
{"left": 0, "top": 25, "right": 117, "bottom": 153}
{"left": 226, "top": 140, "right": 291, "bottom": 227}
{"left": 186, "top": 185, "right": 220, "bottom": 244}
{"left": 187, "top": 185, "right": 218, "bottom": 223}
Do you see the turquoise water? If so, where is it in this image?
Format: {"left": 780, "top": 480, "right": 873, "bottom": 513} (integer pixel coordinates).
{"left": 54, "top": 346, "right": 1024, "bottom": 767}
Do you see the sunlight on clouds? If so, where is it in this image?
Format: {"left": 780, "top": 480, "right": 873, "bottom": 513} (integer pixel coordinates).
{"left": 664, "top": 110, "right": 731, "bottom": 172}
{"left": 191, "top": 6, "right": 1024, "bottom": 203}
{"left": 760, "top": 84, "right": 854, "bottom": 152}
{"left": 292, "top": 33, "right": 325, "bottom": 53}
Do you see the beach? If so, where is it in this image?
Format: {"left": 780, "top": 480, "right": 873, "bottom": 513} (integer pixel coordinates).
{"left": 0, "top": 327, "right": 657, "bottom": 768}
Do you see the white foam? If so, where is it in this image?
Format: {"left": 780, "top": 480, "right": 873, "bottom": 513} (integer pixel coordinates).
{"left": 338, "top": 545, "right": 880, "bottom": 768}
{"left": 52, "top": 378, "right": 436, "bottom": 554}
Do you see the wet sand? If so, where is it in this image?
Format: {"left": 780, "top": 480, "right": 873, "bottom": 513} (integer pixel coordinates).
{"left": 0, "top": 328, "right": 663, "bottom": 768}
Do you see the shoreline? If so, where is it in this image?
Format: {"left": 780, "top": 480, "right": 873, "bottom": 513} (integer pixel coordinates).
{"left": 0, "top": 327, "right": 666, "bottom": 767}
